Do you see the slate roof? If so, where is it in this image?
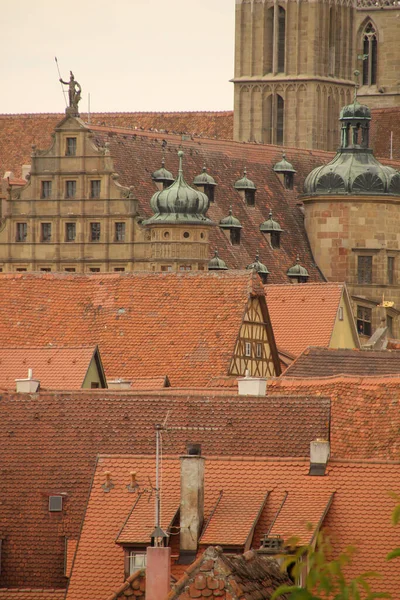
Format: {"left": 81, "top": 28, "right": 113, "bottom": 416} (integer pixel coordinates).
{"left": 167, "top": 546, "right": 291, "bottom": 600}
{"left": 0, "top": 346, "right": 99, "bottom": 390}
{"left": 266, "top": 283, "right": 348, "bottom": 357}
{"left": 0, "top": 389, "right": 330, "bottom": 589}
{"left": 267, "top": 375, "right": 400, "bottom": 460}
{"left": 66, "top": 454, "right": 400, "bottom": 600}
{"left": 284, "top": 347, "right": 400, "bottom": 378}
{"left": 0, "top": 270, "right": 267, "bottom": 387}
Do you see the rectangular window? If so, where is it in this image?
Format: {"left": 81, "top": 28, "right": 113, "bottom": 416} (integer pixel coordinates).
{"left": 66, "top": 180, "right": 77, "bottom": 198}
{"left": 388, "top": 256, "right": 395, "bottom": 285}
{"left": 161, "top": 266, "right": 173, "bottom": 272}
{"left": 90, "top": 180, "right": 101, "bottom": 198}
{"left": 16, "top": 268, "right": 27, "bottom": 272}
{"left": 256, "top": 343, "right": 263, "bottom": 358}
{"left": 89, "top": 267, "right": 100, "bottom": 272}
{"left": 41, "top": 223, "right": 52, "bottom": 242}
{"left": 91, "top": 382, "right": 100, "bottom": 389}
{"left": 16, "top": 222, "right": 27, "bottom": 242}
{"left": 114, "top": 267, "right": 125, "bottom": 272}
{"left": 90, "top": 222, "right": 101, "bottom": 242}
{"left": 66, "top": 137, "right": 77, "bottom": 156}
{"left": 338, "top": 306, "right": 344, "bottom": 321}
{"left": 357, "top": 255, "right": 372, "bottom": 284}
{"left": 179, "top": 265, "right": 192, "bottom": 271}
{"left": 357, "top": 306, "right": 372, "bottom": 336}
{"left": 65, "top": 223, "right": 76, "bottom": 242}
{"left": 41, "top": 181, "right": 52, "bottom": 199}
{"left": 129, "top": 552, "right": 146, "bottom": 575}
{"left": 387, "top": 314, "right": 394, "bottom": 337}
{"left": 65, "top": 268, "right": 76, "bottom": 272}
{"left": 40, "top": 268, "right": 51, "bottom": 272}
{"left": 115, "top": 222, "right": 126, "bottom": 242}
{"left": 49, "top": 496, "right": 63, "bottom": 512}
{"left": 245, "top": 341, "right": 252, "bottom": 357}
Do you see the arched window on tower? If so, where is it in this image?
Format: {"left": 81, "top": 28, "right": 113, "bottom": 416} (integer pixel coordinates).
{"left": 276, "top": 95, "right": 284, "bottom": 145}
{"left": 264, "top": 6, "right": 285, "bottom": 74}
{"left": 277, "top": 7, "right": 285, "bottom": 73}
{"left": 362, "top": 22, "right": 377, "bottom": 86}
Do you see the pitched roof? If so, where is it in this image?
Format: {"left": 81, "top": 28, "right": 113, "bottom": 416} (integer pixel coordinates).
{"left": 129, "top": 376, "right": 170, "bottom": 391}
{"left": 67, "top": 455, "right": 400, "bottom": 600}
{"left": 0, "top": 270, "right": 266, "bottom": 387}
{"left": 266, "top": 283, "right": 347, "bottom": 357}
{"left": 0, "top": 388, "right": 329, "bottom": 589}
{"left": 284, "top": 347, "right": 400, "bottom": 378}
{"left": 267, "top": 375, "right": 400, "bottom": 461}
{"left": 0, "top": 593, "right": 65, "bottom": 600}
{"left": 0, "top": 346, "right": 100, "bottom": 390}
{"left": 167, "top": 546, "right": 292, "bottom": 600}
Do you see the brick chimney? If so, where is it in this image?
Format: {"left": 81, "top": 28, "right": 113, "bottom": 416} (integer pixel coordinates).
{"left": 309, "top": 438, "right": 330, "bottom": 476}
{"left": 146, "top": 546, "right": 171, "bottom": 600}
{"left": 179, "top": 443, "right": 204, "bottom": 564}
{"left": 16, "top": 368, "right": 40, "bottom": 393}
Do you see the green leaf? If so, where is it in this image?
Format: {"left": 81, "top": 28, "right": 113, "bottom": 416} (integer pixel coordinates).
{"left": 391, "top": 503, "right": 400, "bottom": 526}
{"left": 386, "top": 548, "right": 400, "bottom": 561}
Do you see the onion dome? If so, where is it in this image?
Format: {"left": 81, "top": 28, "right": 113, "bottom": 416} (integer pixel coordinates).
{"left": 260, "top": 210, "right": 283, "bottom": 234}
{"left": 151, "top": 158, "right": 174, "bottom": 186}
{"left": 193, "top": 165, "right": 217, "bottom": 187}
{"left": 208, "top": 250, "right": 228, "bottom": 271}
{"left": 304, "top": 89, "right": 400, "bottom": 196}
{"left": 219, "top": 206, "right": 242, "bottom": 230}
{"left": 143, "top": 151, "right": 213, "bottom": 226}
{"left": 246, "top": 253, "right": 269, "bottom": 276}
{"left": 273, "top": 153, "right": 296, "bottom": 174}
{"left": 234, "top": 168, "right": 257, "bottom": 191}
{"left": 287, "top": 255, "right": 309, "bottom": 281}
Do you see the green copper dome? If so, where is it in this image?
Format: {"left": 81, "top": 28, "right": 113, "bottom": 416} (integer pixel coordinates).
{"left": 273, "top": 153, "right": 296, "bottom": 174}
{"left": 246, "top": 253, "right": 269, "bottom": 275}
{"left": 304, "top": 94, "right": 400, "bottom": 196}
{"left": 234, "top": 168, "right": 257, "bottom": 191}
{"left": 287, "top": 256, "right": 309, "bottom": 280}
{"left": 260, "top": 211, "right": 283, "bottom": 233}
{"left": 208, "top": 250, "right": 228, "bottom": 271}
{"left": 151, "top": 158, "right": 174, "bottom": 185}
{"left": 193, "top": 165, "right": 217, "bottom": 187}
{"left": 143, "top": 151, "right": 213, "bottom": 226}
{"left": 219, "top": 206, "right": 242, "bottom": 229}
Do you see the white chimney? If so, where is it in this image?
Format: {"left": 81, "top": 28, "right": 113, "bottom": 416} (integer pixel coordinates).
{"left": 179, "top": 444, "right": 204, "bottom": 564}
{"left": 107, "top": 378, "right": 132, "bottom": 390}
{"left": 309, "top": 439, "right": 330, "bottom": 476}
{"left": 238, "top": 370, "right": 267, "bottom": 396}
{"left": 16, "top": 369, "right": 40, "bottom": 393}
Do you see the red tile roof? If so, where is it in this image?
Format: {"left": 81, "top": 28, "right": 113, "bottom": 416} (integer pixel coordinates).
{"left": 268, "top": 491, "right": 334, "bottom": 546}
{"left": 268, "top": 375, "right": 400, "bottom": 461}
{"left": 0, "top": 592, "right": 65, "bottom": 600}
{"left": 0, "top": 389, "right": 329, "bottom": 589}
{"left": 0, "top": 270, "right": 267, "bottom": 387}
{"left": 266, "top": 283, "right": 347, "bottom": 357}
{"left": 0, "top": 346, "right": 99, "bottom": 390}
{"left": 284, "top": 347, "right": 400, "bottom": 378}
{"left": 130, "top": 376, "right": 170, "bottom": 391}
{"left": 67, "top": 455, "right": 400, "bottom": 600}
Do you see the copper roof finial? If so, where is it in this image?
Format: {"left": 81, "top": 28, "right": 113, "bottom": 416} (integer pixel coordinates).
{"left": 202, "top": 163, "right": 207, "bottom": 173}
{"left": 178, "top": 150, "right": 184, "bottom": 174}
{"left": 229, "top": 205, "right": 233, "bottom": 215}
{"left": 353, "top": 69, "right": 360, "bottom": 103}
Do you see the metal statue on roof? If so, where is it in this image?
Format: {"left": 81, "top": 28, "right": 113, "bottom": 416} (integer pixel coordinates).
{"left": 59, "top": 71, "right": 82, "bottom": 114}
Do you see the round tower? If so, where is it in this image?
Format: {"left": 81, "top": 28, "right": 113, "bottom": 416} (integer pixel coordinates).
{"left": 143, "top": 151, "right": 215, "bottom": 272}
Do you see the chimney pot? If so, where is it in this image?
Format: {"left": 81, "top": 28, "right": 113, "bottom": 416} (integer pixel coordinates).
{"left": 15, "top": 369, "right": 40, "bottom": 393}
{"left": 309, "top": 439, "right": 330, "bottom": 476}
{"left": 238, "top": 375, "right": 267, "bottom": 396}
{"left": 146, "top": 547, "right": 171, "bottom": 600}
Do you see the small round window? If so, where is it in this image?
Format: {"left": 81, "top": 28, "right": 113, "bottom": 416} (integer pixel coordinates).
{"left": 164, "top": 231, "right": 170, "bottom": 239}
{"left": 183, "top": 232, "right": 190, "bottom": 239}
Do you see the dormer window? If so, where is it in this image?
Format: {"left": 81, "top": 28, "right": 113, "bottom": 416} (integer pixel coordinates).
{"left": 203, "top": 184, "right": 215, "bottom": 203}
{"left": 219, "top": 207, "right": 242, "bottom": 246}
{"left": 284, "top": 173, "right": 294, "bottom": 190}
{"left": 271, "top": 231, "right": 280, "bottom": 249}
{"left": 66, "top": 137, "right": 77, "bottom": 156}
{"left": 129, "top": 551, "right": 146, "bottom": 575}
{"left": 234, "top": 169, "right": 257, "bottom": 207}
{"left": 193, "top": 165, "right": 217, "bottom": 203}
{"left": 230, "top": 229, "right": 241, "bottom": 245}
{"left": 245, "top": 189, "right": 255, "bottom": 206}
{"left": 260, "top": 211, "right": 283, "bottom": 249}
{"left": 273, "top": 153, "right": 296, "bottom": 190}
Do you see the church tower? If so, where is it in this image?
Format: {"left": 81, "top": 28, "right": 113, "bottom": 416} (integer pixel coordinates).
{"left": 233, "top": 0, "right": 356, "bottom": 151}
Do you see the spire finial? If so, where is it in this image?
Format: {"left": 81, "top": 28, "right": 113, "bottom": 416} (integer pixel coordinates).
{"left": 243, "top": 167, "right": 247, "bottom": 177}
{"left": 282, "top": 151, "right": 286, "bottom": 159}
{"left": 296, "top": 253, "right": 300, "bottom": 263}
{"left": 161, "top": 154, "right": 165, "bottom": 168}
{"left": 255, "top": 250, "right": 260, "bottom": 262}
{"left": 229, "top": 205, "right": 233, "bottom": 215}
{"left": 178, "top": 150, "right": 184, "bottom": 174}
{"left": 214, "top": 249, "right": 219, "bottom": 258}
{"left": 202, "top": 163, "right": 207, "bottom": 173}
{"left": 353, "top": 69, "right": 360, "bottom": 103}
{"left": 269, "top": 209, "right": 273, "bottom": 218}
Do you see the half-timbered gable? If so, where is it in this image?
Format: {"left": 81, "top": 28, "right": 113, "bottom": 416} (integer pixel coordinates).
{"left": 229, "top": 296, "right": 280, "bottom": 378}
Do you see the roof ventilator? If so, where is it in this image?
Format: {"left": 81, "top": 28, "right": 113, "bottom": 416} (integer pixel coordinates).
{"left": 15, "top": 368, "right": 40, "bottom": 393}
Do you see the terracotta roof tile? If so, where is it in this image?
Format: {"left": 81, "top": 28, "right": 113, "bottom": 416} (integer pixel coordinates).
{"left": 284, "top": 347, "right": 400, "bottom": 378}
{"left": 266, "top": 283, "right": 345, "bottom": 356}
{"left": 268, "top": 491, "right": 334, "bottom": 546}
{"left": 0, "top": 346, "right": 98, "bottom": 390}
{"left": 67, "top": 455, "right": 400, "bottom": 600}
{"left": 0, "top": 271, "right": 262, "bottom": 387}
{"left": 130, "top": 376, "right": 170, "bottom": 391}
{"left": 0, "top": 592, "right": 65, "bottom": 600}
{"left": 0, "top": 389, "right": 329, "bottom": 589}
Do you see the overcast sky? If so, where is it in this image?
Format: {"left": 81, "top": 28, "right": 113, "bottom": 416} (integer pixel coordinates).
{"left": 1, "top": 0, "right": 235, "bottom": 114}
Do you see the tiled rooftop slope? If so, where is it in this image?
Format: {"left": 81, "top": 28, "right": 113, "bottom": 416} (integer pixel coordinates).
{"left": 67, "top": 455, "right": 400, "bottom": 600}
{"left": 0, "top": 270, "right": 265, "bottom": 387}
{"left": 0, "top": 389, "right": 330, "bottom": 588}
{"left": 285, "top": 346, "right": 400, "bottom": 378}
